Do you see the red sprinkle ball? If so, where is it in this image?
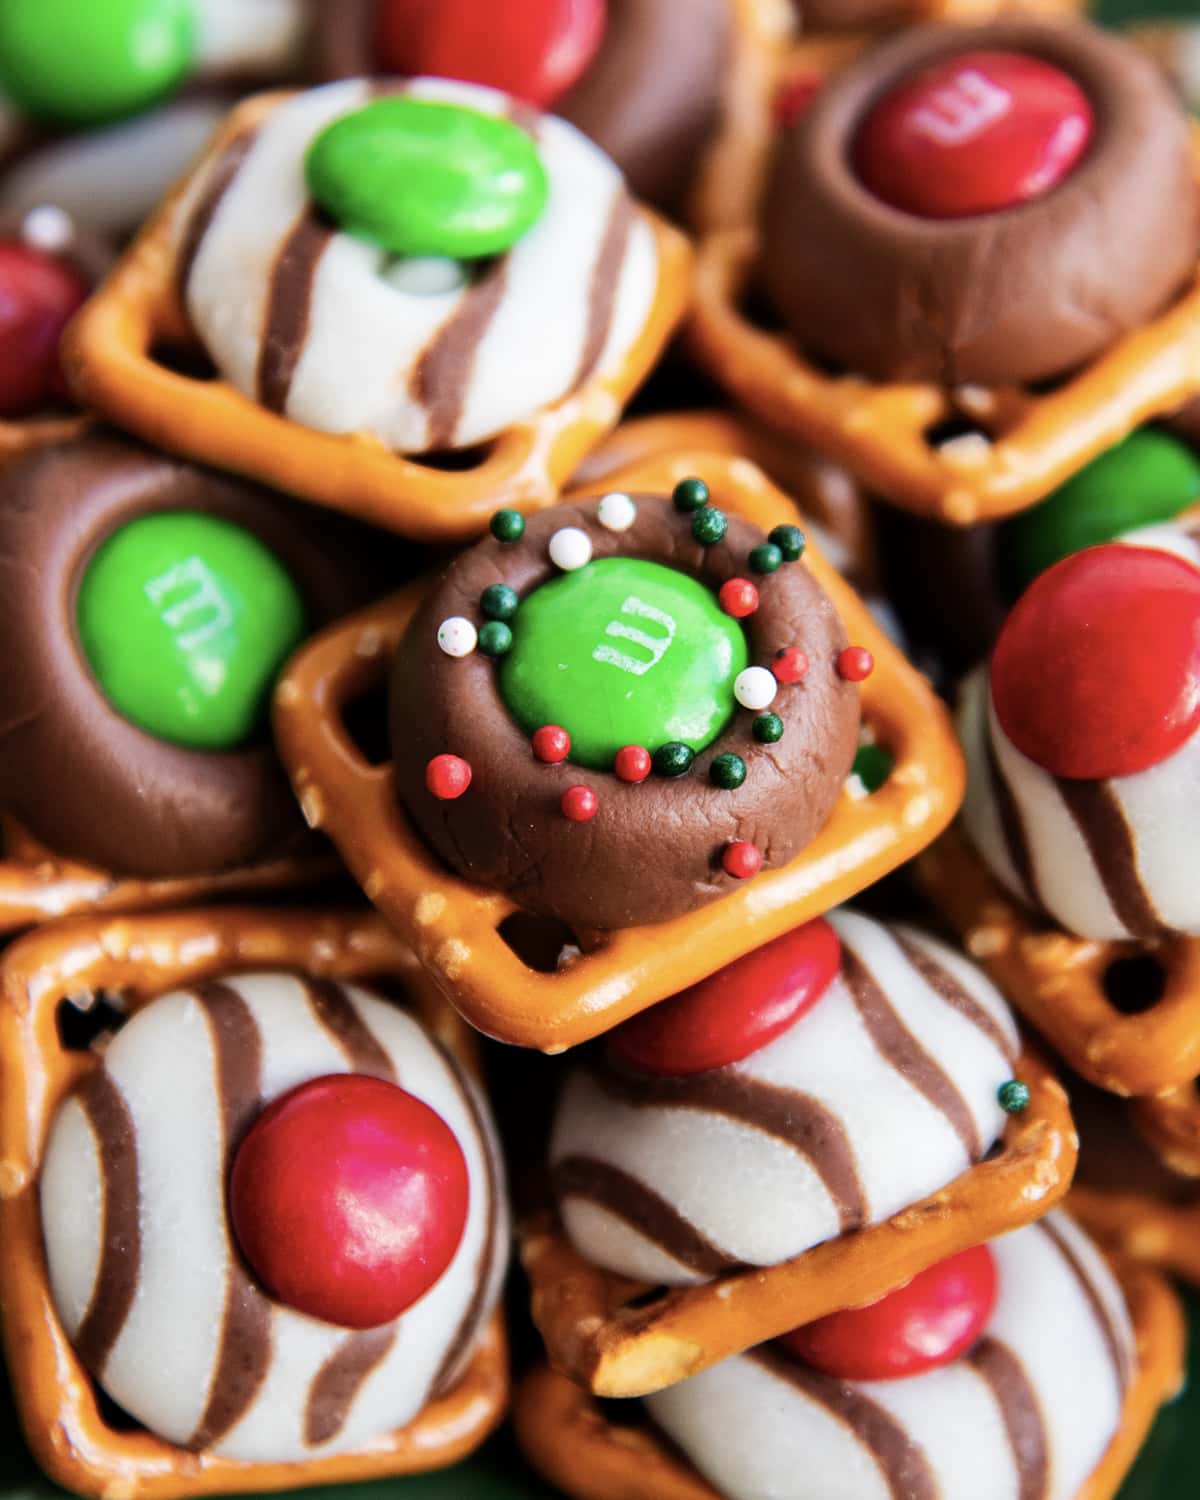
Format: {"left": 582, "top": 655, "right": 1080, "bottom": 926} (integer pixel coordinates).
{"left": 719, "top": 578, "right": 760, "bottom": 619}
{"left": 425, "top": 753, "right": 472, "bottom": 800}
{"left": 776, "top": 73, "right": 823, "bottom": 128}
{"left": 837, "top": 646, "right": 874, "bottom": 682}
{"left": 773, "top": 646, "right": 809, "bottom": 684}
{"left": 561, "top": 785, "right": 599, "bottom": 822}
{"left": 532, "top": 724, "right": 571, "bottom": 763}
{"left": 722, "top": 840, "right": 762, "bottom": 880}
{"left": 614, "top": 744, "right": 652, "bottom": 783}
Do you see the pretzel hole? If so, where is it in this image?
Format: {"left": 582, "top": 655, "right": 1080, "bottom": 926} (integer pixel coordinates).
{"left": 341, "top": 682, "right": 392, "bottom": 768}
{"left": 621, "top": 1286, "right": 670, "bottom": 1313}
{"left": 1102, "top": 954, "right": 1168, "bottom": 1016}
{"left": 408, "top": 442, "right": 494, "bottom": 474}
{"left": 93, "top": 1385, "right": 142, "bottom": 1434}
{"left": 497, "top": 912, "right": 584, "bottom": 973}
{"left": 55, "top": 992, "right": 127, "bottom": 1053}
{"left": 924, "top": 414, "right": 991, "bottom": 454}
{"left": 149, "top": 342, "right": 219, "bottom": 382}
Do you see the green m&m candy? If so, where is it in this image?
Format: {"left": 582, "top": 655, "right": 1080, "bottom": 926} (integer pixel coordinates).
{"left": 500, "top": 558, "right": 749, "bottom": 770}
{"left": 306, "top": 97, "right": 549, "bottom": 260}
{"left": 78, "top": 512, "right": 306, "bottom": 750}
{"left": 1001, "top": 429, "right": 1200, "bottom": 593}
{"left": 0, "top": 0, "right": 195, "bottom": 128}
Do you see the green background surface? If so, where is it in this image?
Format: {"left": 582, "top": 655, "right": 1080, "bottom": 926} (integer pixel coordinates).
{"left": 5, "top": 1, "right": 1199, "bottom": 1494}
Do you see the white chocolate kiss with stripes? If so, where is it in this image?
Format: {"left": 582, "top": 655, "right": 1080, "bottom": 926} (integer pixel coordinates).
{"left": 550, "top": 909, "right": 1019, "bottom": 1286}
{"left": 39, "top": 972, "right": 508, "bottom": 1463}
{"left": 0, "top": 0, "right": 309, "bottom": 235}
{"left": 646, "top": 1213, "right": 1133, "bottom": 1500}
{"left": 170, "top": 76, "right": 658, "bottom": 453}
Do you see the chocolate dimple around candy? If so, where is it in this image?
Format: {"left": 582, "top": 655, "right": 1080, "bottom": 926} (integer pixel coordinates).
{"left": 0, "top": 433, "right": 392, "bottom": 879}
{"left": 389, "top": 496, "right": 859, "bottom": 932}
{"left": 761, "top": 20, "right": 1200, "bottom": 387}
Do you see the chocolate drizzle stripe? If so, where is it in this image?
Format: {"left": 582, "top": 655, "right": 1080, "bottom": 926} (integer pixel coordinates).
{"left": 986, "top": 734, "right": 1041, "bottom": 911}
{"left": 256, "top": 205, "right": 335, "bottom": 414}
{"left": 1055, "top": 778, "right": 1166, "bottom": 941}
{"left": 841, "top": 946, "right": 982, "bottom": 1162}
{"left": 74, "top": 1071, "right": 142, "bottom": 1374}
{"left": 176, "top": 128, "right": 258, "bottom": 303}
{"left": 309, "top": 0, "right": 375, "bottom": 80}
{"left": 894, "top": 935, "right": 1018, "bottom": 1066}
{"left": 1040, "top": 1219, "right": 1132, "bottom": 1394}
{"left": 304, "top": 977, "right": 396, "bottom": 1081}
{"left": 587, "top": 1065, "right": 867, "bottom": 1234}
{"left": 304, "top": 1325, "right": 398, "bottom": 1447}
{"left": 551, "top": 1156, "right": 738, "bottom": 1277}
{"left": 966, "top": 1337, "right": 1050, "bottom": 1500}
{"left": 431, "top": 1046, "right": 501, "bottom": 1396}
{"left": 187, "top": 982, "right": 272, "bottom": 1453}
{"left": 748, "top": 1348, "right": 937, "bottom": 1500}
{"left": 572, "top": 189, "right": 635, "bottom": 392}
{"left": 411, "top": 257, "right": 510, "bottom": 450}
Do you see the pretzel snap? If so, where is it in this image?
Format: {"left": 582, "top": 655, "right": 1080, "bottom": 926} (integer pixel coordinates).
{"left": 273, "top": 451, "right": 963, "bottom": 1052}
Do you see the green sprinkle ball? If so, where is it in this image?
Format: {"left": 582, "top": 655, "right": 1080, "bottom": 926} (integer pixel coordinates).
{"left": 692, "top": 507, "right": 728, "bottom": 546}
{"left": 653, "top": 741, "right": 695, "bottom": 778}
{"left": 753, "top": 712, "right": 784, "bottom": 744}
{"left": 997, "top": 1080, "right": 1031, "bottom": 1114}
{"left": 749, "top": 542, "right": 783, "bottom": 575}
{"left": 490, "top": 509, "right": 525, "bottom": 543}
{"left": 851, "top": 743, "right": 894, "bottom": 794}
{"left": 769, "top": 524, "right": 806, "bottom": 562}
{"left": 710, "top": 753, "right": 747, "bottom": 790}
{"left": 480, "top": 583, "right": 519, "bottom": 621}
{"left": 672, "top": 477, "right": 710, "bottom": 513}
{"left": 477, "top": 620, "right": 513, "bottom": 657}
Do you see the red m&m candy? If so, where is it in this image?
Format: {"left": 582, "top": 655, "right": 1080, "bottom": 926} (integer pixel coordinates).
{"left": 608, "top": 918, "right": 841, "bottom": 1076}
{"left": 374, "top": 0, "right": 606, "bottom": 110}
{"left": 230, "top": 1075, "right": 470, "bottom": 1329}
{"left": 991, "top": 544, "right": 1200, "bottom": 781}
{"left": 779, "top": 1244, "right": 998, "bottom": 1381}
{"left": 0, "top": 241, "right": 88, "bottom": 414}
{"left": 853, "top": 50, "right": 1093, "bottom": 219}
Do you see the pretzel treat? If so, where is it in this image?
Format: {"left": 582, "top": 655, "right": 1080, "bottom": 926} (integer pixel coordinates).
{"left": 521, "top": 1040, "right": 1072, "bottom": 1397}
{"left": 0, "top": 431, "right": 404, "bottom": 888}
{"left": 274, "top": 451, "right": 963, "bottom": 1051}
{"left": 1131, "top": 1087, "right": 1200, "bottom": 1180}
{"left": 65, "top": 83, "right": 691, "bottom": 544}
{"left": 690, "top": 27, "right": 1200, "bottom": 525}
{"left": 0, "top": 906, "right": 508, "bottom": 1499}
{"left": 516, "top": 1218, "right": 1179, "bottom": 1500}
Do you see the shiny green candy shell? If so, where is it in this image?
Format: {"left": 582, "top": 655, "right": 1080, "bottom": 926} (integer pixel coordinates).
{"left": 0, "top": 0, "right": 195, "bottom": 127}
{"left": 1002, "top": 429, "right": 1200, "bottom": 592}
{"left": 78, "top": 511, "right": 307, "bottom": 750}
{"left": 306, "top": 97, "right": 549, "bottom": 260}
{"left": 500, "top": 558, "right": 749, "bottom": 770}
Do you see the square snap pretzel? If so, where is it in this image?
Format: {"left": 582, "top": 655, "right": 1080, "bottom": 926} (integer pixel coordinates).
{"left": 1131, "top": 1087, "right": 1200, "bottom": 1180}
{"left": 0, "top": 815, "right": 341, "bottom": 937}
{"left": 62, "top": 91, "right": 692, "bottom": 545}
{"left": 0, "top": 906, "right": 508, "bottom": 1500}
{"left": 918, "top": 825, "right": 1200, "bottom": 1098}
{"left": 517, "top": 1047, "right": 1075, "bottom": 1398}
{"left": 688, "top": 103, "right": 1200, "bottom": 527}
{"left": 512, "top": 1255, "right": 1183, "bottom": 1500}
{"left": 1071, "top": 1185, "right": 1200, "bottom": 1290}
{"left": 273, "top": 451, "right": 964, "bottom": 1052}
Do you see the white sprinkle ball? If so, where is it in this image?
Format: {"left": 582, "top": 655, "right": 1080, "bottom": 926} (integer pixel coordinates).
{"left": 383, "top": 255, "right": 470, "bottom": 296}
{"left": 22, "top": 204, "right": 75, "bottom": 253}
{"left": 549, "top": 526, "right": 593, "bottom": 571}
{"left": 437, "top": 616, "right": 477, "bottom": 657}
{"left": 596, "top": 492, "right": 637, "bottom": 532}
{"left": 734, "top": 666, "right": 778, "bottom": 712}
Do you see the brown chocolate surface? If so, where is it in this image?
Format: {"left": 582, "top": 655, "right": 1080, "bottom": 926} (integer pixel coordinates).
{"left": 792, "top": 0, "right": 915, "bottom": 29}
{"left": 389, "top": 494, "right": 859, "bottom": 932}
{"left": 762, "top": 21, "right": 1200, "bottom": 386}
{"left": 0, "top": 433, "right": 400, "bottom": 879}
{"left": 1165, "top": 397, "right": 1200, "bottom": 452}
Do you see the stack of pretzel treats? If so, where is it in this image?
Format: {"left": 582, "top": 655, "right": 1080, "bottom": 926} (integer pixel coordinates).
{"left": 0, "top": 4, "right": 1198, "bottom": 1500}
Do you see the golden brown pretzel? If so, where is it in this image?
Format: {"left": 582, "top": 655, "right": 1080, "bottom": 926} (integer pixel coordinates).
{"left": 919, "top": 825, "right": 1200, "bottom": 1098}
{"left": 62, "top": 92, "right": 692, "bottom": 545}
{"left": 1071, "top": 1185, "right": 1200, "bottom": 1289}
{"left": 518, "top": 1048, "right": 1075, "bottom": 1397}
{"left": 0, "top": 815, "right": 341, "bottom": 937}
{"left": 0, "top": 906, "right": 508, "bottom": 1499}
{"left": 273, "top": 451, "right": 964, "bottom": 1052}
{"left": 512, "top": 1255, "right": 1183, "bottom": 1500}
